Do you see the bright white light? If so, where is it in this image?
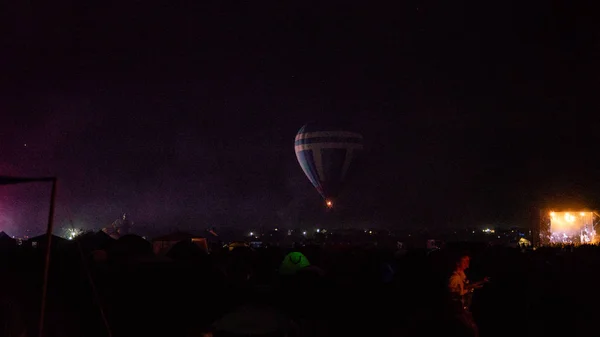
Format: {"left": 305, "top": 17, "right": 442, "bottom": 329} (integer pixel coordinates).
{"left": 303, "top": 231, "right": 307, "bottom": 235}
{"left": 249, "top": 232, "right": 254, "bottom": 236}
{"left": 316, "top": 229, "right": 320, "bottom": 233}
{"left": 67, "top": 228, "right": 83, "bottom": 240}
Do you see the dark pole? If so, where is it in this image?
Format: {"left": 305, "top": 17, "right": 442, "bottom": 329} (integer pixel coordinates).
{"left": 38, "top": 178, "right": 57, "bottom": 337}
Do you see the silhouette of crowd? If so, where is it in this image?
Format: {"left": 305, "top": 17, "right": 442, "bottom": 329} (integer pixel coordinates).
{"left": 0, "top": 232, "right": 596, "bottom": 337}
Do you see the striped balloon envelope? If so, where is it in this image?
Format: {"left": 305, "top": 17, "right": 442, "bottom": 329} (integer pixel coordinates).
{"left": 294, "top": 123, "right": 363, "bottom": 208}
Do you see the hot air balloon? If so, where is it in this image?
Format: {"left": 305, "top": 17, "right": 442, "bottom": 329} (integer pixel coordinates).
{"left": 294, "top": 123, "right": 363, "bottom": 209}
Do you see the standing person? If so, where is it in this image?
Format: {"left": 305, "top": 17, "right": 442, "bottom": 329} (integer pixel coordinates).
{"left": 448, "top": 253, "right": 489, "bottom": 337}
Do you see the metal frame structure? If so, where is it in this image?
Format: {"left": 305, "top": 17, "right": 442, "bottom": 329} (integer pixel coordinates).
{"left": 0, "top": 176, "right": 57, "bottom": 337}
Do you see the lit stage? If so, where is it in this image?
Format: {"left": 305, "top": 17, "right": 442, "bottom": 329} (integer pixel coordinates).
{"left": 545, "top": 211, "right": 596, "bottom": 245}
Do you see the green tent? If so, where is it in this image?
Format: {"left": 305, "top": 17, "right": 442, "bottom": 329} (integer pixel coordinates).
{"left": 279, "top": 251, "right": 310, "bottom": 275}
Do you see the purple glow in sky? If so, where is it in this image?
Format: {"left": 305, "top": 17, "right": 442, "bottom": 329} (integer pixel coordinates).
{"left": 1, "top": 1, "right": 598, "bottom": 235}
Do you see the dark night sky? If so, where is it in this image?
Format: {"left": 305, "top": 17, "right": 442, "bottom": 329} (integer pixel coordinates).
{"left": 1, "top": 1, "right": 599, "bottom": 235}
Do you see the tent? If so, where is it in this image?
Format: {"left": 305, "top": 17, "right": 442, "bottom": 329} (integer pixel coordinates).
{"left": 108, "top": 234, "right": 153, "bottom": 261}
{"left": 0, "top": 231, "right": 16, "bottom": 249}
{"left": 152, "top": 232, "right": 207, "bottom": 255}
{"left": 279, "top": 251, "right": 310, "bottom": 275}
{"left": 76, "top": 230, "right": 116, "bottom": 252}
{"left": 26, "top": 234, "right": 70, "bottom": 248}
{"left": 228, "top": 241, "right": 249, "bottom": 252}
{"left": 166, "top": 240, "right": 208, "bottom": 262}
{"left": 519, "top": 237, "right": 532, "bottom": 247}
